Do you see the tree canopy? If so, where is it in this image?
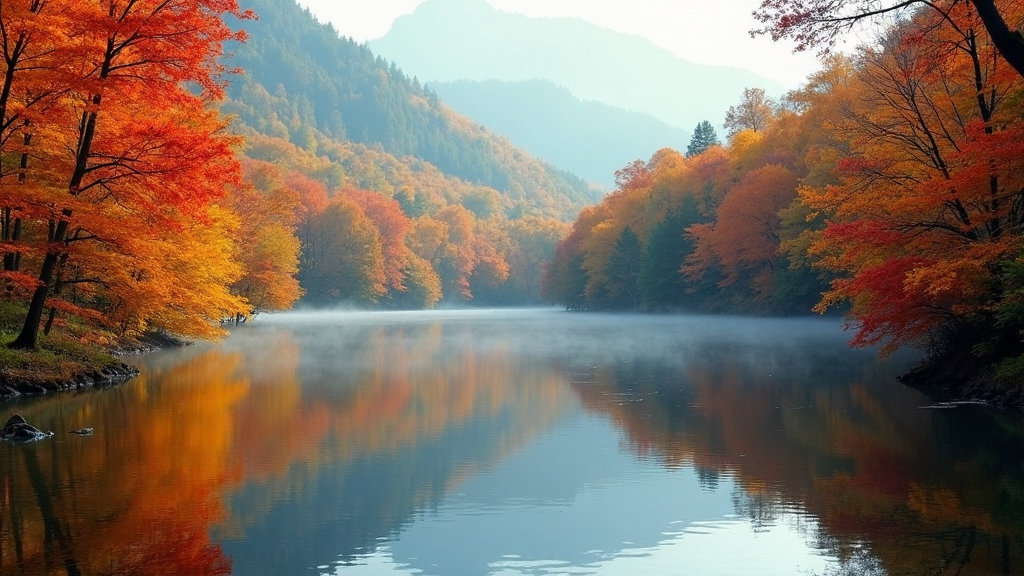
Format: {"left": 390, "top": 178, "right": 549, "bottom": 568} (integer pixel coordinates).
{"left": 753, "top": 0, "right": 1024, "bottom": 79}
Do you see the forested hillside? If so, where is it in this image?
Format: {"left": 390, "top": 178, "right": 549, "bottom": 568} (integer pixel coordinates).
{"left": 228, "top": 0, "right": 598, "bottom": 216}
{"left": 210, "top": 0, "right": 604, "bottom": 310}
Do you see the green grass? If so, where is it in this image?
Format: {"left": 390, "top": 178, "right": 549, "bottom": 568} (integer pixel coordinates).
{"left": 0, "top": 302, "right": 119, "bottom": 386}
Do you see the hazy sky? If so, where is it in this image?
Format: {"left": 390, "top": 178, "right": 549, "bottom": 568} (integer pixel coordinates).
{"left": 294, "top": 0, "right": 823, "bottom": 89}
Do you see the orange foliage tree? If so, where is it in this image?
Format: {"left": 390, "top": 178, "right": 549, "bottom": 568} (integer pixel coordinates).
{"left": 297, "top": 196, "right": 386, "bottom": 304}
{"left": 1, "top": 0, "right": 255, "bottom": 346}
{"left": 685, "top": 163, "right": 800, "bottom": 301}
{"left": 801, "top": 4, "right": 1024, "bottom": 357}
{"left": 229, "top": 160, "right": 304, "bottom": 319}
{"left": 340, "top": 187, "right": 413, "bottom": 295}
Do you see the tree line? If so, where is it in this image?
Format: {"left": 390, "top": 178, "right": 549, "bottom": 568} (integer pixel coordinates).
{"left": 544, "top": 1, "right": 1024, "bottom": 390}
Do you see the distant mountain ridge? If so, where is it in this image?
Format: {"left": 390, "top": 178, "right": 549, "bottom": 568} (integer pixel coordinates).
{"left": 369, "top": 0, "right": 783, "bottom": 130}
{"left": 228, "top": 0, "right": 601, "bottom": 218}
{"left": 429, "top": 79, "right": 690, "bottom": 188}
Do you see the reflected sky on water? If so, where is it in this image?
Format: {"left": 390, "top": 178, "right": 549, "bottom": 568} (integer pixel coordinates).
{"left": 2, "top": 309, "right": 1022, "bottom": 576}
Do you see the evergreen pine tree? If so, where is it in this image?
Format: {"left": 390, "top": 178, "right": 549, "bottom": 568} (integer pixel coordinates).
{"left": 605, "top": 226, "right": 644, "bottom": 310}
{"left": 686, "top": 120, "right": 720, "bottom": 157}
{"left": 639, "top": 211, "right": 692, "bottom": 310}
{"left": 639, "top": 196, "right": 706, "bottom": 310}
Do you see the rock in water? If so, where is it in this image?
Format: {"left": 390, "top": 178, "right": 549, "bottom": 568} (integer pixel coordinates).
{"left": 1, "top": 414, "right": 53, "bottom": 442}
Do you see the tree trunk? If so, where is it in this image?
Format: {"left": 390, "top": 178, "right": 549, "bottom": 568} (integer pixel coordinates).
{"left": 43, "top": 306, "right": 57, "bottom": 336}
{"left": 1, "top": 208, "right": 21, "bottom": 271}
{"left": 972, "top": 0, "right": 1024, "bottom": 80}
{"left": 9, "top": 214, "right": 70, "bottom": 349}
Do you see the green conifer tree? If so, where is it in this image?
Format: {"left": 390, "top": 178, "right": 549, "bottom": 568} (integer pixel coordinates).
{"left": 605, "top": 226, "right": 644, "bottom": 310}
{"left": 639, "top": 199, "right": 701, "bottom": 310}
{"left": 686, "top": 120, "right": 721, "bottom": 157}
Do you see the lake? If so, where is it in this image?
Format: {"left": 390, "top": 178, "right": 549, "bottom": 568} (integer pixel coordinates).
{"left": 2, "top": 309, "right": 1023, "bottom": 576}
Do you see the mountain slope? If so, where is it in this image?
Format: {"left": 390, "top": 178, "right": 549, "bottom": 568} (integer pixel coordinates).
{"left": 429, "top": 80, "right": 690, "bottom": 188}
{"left": 229, "top": 0, "right": 600, "bottom": 217}
{"left": 369, "top": 0, "right": 782, "bottom": 130}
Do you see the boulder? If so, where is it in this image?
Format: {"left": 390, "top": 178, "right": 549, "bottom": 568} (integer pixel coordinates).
{"left": 1, "top": 414, "right": 53, "bottom": 442}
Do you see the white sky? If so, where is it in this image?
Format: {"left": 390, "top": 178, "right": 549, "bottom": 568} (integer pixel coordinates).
{"left": 294, "top": 0, "right": 823, "bottom": 89}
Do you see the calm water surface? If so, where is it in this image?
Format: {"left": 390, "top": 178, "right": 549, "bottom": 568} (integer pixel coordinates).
{"left": 2, "top": 309, "right": 1023, "bottom": 576}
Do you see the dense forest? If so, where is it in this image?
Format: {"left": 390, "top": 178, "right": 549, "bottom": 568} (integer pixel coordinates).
{"left": 228, "top": 0, "right": 597, "bottom": 214}
{"left": 0, "top": 0, "right": 602, "bottom": 368}
{"left": 544, "top": 2, "right": 1024, "bottom": 400}
{"left": 220, "top": 0, "right": 602, "bottom": 309}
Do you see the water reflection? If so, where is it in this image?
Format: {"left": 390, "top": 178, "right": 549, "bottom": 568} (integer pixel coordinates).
{"left": 567, "top": 320, "right": 1024, "bottom": 575}
{"left": 0, "top": 310, "right": 1021, "bottom": 576}
{"left": 0, "top": 347, "right": 243, "bottom": 576}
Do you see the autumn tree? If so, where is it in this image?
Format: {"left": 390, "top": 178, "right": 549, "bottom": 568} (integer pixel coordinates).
{"left": 543, "top": 205, "right": 612, "bottom": 311}
{"left": 724, "top": 87, "right": 777, "bottom": 138}
{"left": 466, "top": 217, "right": 512, "bottom": 300}
{"left": 228, "top": 161, "right": 304, "bottom": 319}
{"left": 686, "top": 121, "right": 721, "bottom": 157}
{"left": 5, "top": 0, "right": 251, "bottom": 348}
{"left": 685, "top": 164, "right": 800, "bottom": 305}
{"left": 488, "top": 216, "right": 567, "bottom": 304}
{"left": 0, "top": 0, "right": 76, "bottom": 278}
{"left": 298, "top": 198, "right": 386, "bottom": 305}
{"left": 753, "top": 0, "right": 1024, "bottom": 80}
{"left": 614, "top": 159, "right": 654, "bottom": 192}
{"left": 387, "top": 254, "right": 442, "bottom": 309}
{"left": 340, "top": 187, "right": 413, "bottom": 295}
{"left": 418, "top": 205, "right": 506, "bottom": 302}
{"left": 800, "top": 4, "right": 1024, "bottom": 363}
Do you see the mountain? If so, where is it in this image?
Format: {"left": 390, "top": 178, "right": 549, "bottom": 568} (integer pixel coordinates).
{"left": 368, "top": 0, "right": 783, "bottom": 131}
{"left": 228, "top": 0, "right": 601, "bottom": 218}
{"left": 429, "top": 80, "right": 690, "bottom": 189}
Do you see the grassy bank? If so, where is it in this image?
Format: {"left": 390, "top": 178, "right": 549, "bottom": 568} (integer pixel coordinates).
{"left": 0, "top": 304, "right": 137, "bottom": 396}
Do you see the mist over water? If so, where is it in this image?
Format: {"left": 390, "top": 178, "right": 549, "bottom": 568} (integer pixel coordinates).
{"left": 3, "top": 309, "right": 1021, "bottom": 576}
{"left": 261, "top": 308, "right": 879, "bottom": 370}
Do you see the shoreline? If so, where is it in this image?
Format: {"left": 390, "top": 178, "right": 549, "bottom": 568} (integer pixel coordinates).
{"left": 898, "top": 358, "right": 1024, "bottom": 412}
{"left": 0, "top": 331, "right": 191, "bottom": 399}
{"left": 0, "top": 361, "right": 140, "bottom": 397}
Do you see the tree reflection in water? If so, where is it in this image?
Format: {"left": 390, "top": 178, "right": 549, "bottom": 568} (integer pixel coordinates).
{"left": 570, "top": 339, "right": 1024, "bottom": 576}
{"left": 1, "top": 320, "right": 573, "bottom": 576}
{"left": 1, "top": 312, "right": 1023, "bottom": 576}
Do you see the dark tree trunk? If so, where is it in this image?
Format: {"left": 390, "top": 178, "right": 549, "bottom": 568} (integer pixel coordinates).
{"left": 972, "top": 0, "right": 1024, "bottom": 80}
{"left": 43, "top": 306, "right": 57, "bottom": 336}
{"left": 2, "top": 208, "right": 22, "bottom": 271}
{"left": 9, "top": 212, "right": 70, "bottom": 349}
